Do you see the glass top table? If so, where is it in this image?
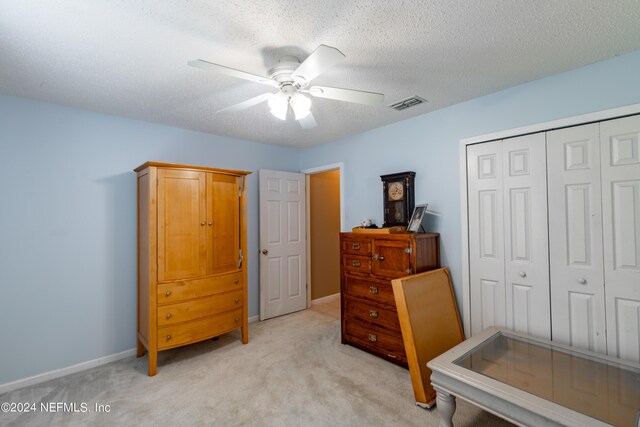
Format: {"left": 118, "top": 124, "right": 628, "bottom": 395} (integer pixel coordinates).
{"left": 428, "top": 327, "right": 640, "bottom": 427}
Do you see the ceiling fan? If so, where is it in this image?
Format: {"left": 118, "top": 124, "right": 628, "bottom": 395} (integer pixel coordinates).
{"left": 188, "top": 45, "right": 384, "bottom": 129}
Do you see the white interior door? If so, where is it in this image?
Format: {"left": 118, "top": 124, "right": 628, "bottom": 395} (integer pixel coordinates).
{"left": 601, "top": 115, "right": 640, "bottom": 363}
{"left": 502, "top": 133, "right": 550, "bottom": 339}
{"left": 468, "top": 140, "right": 506, "bottom": 335}
{"left": 259, "top": 170, "right": 307, "bottom": 321}
{"left": 547, "top": 123, "right": 606, "bottom": 352}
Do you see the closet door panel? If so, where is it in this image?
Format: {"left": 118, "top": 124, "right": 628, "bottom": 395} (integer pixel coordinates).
{"left": 502, "top": 133, "right": 550, "bottom": 339}
{"left": 468, "top": 141, "right": 506, "bottom": 335}
{"left": 601, "top": 115, "right": 640, "bottom": 362}
{"left": 547, "top": 123, "right": 606, "bottom": 352}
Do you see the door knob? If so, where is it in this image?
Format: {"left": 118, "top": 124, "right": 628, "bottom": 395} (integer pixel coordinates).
{"left": 578, "top": 277, "right": 587, "bottom": 285}
{"left": 519, "top": 271, "right": 526, "bottom": 278}
{"left": 261, "top": 249, "right": 269, "bottom": 255}
{"left": 200, "top": 221, "right": 206, "bottom": 226}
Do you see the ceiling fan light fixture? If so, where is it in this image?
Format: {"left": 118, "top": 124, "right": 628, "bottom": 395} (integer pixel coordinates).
{"left": 290, "top": 93, "right": 312, "bottom": 120}
{"left": 268, "top": 92, "right": 288, "bottom": 120}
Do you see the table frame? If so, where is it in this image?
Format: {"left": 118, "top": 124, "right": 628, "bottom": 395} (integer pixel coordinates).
{"left": 427, "top": 327, "right": 640, "bottom": 427}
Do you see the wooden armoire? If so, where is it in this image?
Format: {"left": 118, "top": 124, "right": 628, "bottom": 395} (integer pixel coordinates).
{"left": 135, "top": 162, "right": 250, "bottom": 376}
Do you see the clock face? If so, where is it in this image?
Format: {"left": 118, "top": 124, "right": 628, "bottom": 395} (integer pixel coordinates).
{"left": 388, "top": 182, "right": 404, "bottom": 201}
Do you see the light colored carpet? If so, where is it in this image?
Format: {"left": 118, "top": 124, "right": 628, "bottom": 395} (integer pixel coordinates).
{"left": 0, "top": 300, "right": 511, "bottom": 426}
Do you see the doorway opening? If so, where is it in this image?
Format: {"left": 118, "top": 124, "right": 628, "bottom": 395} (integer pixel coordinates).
{"left": 303, "top": 163, "right": 344, "bottom": 308}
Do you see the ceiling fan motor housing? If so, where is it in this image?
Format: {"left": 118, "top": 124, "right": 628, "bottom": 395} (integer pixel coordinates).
{"left": 268, "top": 56, "right": 302, "bottom": 87}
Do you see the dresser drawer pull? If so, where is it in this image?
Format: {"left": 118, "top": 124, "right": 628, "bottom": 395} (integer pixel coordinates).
{"left": 352, "top": 243, "right": 360, "bottom": 250}
{"left": 369, "top": 310, "right": 378, "bottom": 319}
{"left": 165, "top": 291, "right": 171, "bottom": 297}
{"left": 234, "top": 279, "right": 239, "bottom": 284}
{"left": 369, "top": 286, "right": 378, "bottom": 294}
{"left": 166, "top": 335, "right": 172, "bottom": 341}
{"left": 352, "top": 260, "right": 361, "bottom": 267}
{"left": 235, "top": 318, "right": 240, "bottom": 324}
{"left": 234, "top": 298, "right": 240, "bottom": 303}
{"left": 165, "top": 313, "right": 172, "bottom": 319}
{"left": 368, "top": 333, "right": 377, "bottom": 343}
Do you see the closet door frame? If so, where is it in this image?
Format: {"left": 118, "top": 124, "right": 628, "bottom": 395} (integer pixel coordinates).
{"left": 459, "top": 103, "right": 640, "bottom": 338}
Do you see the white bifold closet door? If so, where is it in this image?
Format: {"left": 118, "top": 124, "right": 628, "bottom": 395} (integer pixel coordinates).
{"left": 547, "top": 123, "right": 607, "bottom": 353}
{"left": 468, "top": 133, "right": 550, "bottom": 338}
{"left": 601, "top": 115, "right": 640, "bottom": 363}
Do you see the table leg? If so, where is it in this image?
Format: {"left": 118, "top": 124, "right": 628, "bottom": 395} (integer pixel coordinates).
{"left": 436, "top": 388, "right": 456, "bottom": 427}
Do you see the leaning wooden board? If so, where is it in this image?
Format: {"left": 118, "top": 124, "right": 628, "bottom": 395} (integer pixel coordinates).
{"left": 391, "top": 268, "right": 464, "bottom": 408}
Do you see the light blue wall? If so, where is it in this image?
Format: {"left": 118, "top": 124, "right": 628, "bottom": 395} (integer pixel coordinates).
{"left": 299, "top": 50, "right": 640, "bottom": 310}
{"left": 0, "top": 95, "right": 301, "bottom": 385}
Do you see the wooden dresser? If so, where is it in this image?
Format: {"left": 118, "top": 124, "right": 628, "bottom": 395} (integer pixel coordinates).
{"left": 135, "top": 162, "right": 251, "bottom": 376}
{"left": 340, "top": 232, "right": 440, "bottom": 366}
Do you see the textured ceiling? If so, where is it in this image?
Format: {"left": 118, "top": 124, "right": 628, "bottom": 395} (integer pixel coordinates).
{"left": 1, "top": 1, "right": 640, "bottom": 147}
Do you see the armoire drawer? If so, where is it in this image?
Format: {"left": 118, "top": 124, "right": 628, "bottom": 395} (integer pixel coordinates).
{"left": 157, "top": 272, "right": 243, "bottom": 304}
{"left": 157, "top": 290, "right": 243, "bottom": 326}
{"left": 343, "top": 274, "right": 395, "bottom": 306}
{"left": 343, "top": 318, "right": 406, "bottom": 363}
{"left": 342, "top": 254, "right": 372, "bottom": 274}
{"left": 157, "top": 308, "right": 243, "bottom": 350}
{"left": 344, "top": 298, "right": 400, "bottom": 331}
{"left": 342, "top": 237, "right": 372, "bottom": 255}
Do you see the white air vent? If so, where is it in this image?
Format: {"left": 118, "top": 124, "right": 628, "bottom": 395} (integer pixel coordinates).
{"left": 388, "top": 96, "right": 427, "bottom": 111}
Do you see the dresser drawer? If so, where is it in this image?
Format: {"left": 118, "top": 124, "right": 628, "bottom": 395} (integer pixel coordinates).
{"left": 343, "top": 274, "right": 395, "bottom": 306}
{"left": 157, "top": 272, "right": 243, "bottom": 304}
{"left": 342, "top": 237, "right": 372, "bottom": 255}
{"left": 157, "top": 308, "right": 242, "bottom": 350}
{"left": 342, "top": 254, "right": 372, "bottom": 274}
{"left": 344, "top": 298, "right": 400, "bottom": 331}
{"left": 157, "top": 290, "right": 243, "bottom": 326}
{"left": 343, "top": 318, "right": 406, "bottom": 363}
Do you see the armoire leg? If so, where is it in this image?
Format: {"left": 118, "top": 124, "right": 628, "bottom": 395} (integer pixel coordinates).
{"left": 241, "top": 323, "right": 249, "bottom": 344}
{"left": 148, "top": 350, "right": 157, "bottom": 376}
{"left": 136, "top": 339, "right": 145, "bottom": 358}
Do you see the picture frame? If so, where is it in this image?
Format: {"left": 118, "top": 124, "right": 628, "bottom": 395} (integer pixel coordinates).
{"left": 407, "top": 204, "right": 428, "bottom": 233}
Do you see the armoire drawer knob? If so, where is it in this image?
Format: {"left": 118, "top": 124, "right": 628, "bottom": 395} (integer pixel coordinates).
{"left": 368, "top": 333, "right": 377, "bottom": 343}
{"left": 519, "top": 271, "right": 526, "bottom": 278}
{"left": 578, "top": 277, "right": 587, "bottom": 285}
{"left": 166, "top": 313, "right": 172, "bottom": 319}
{"left": 166, "top": 335, "right": 172, "bottom": 340}
{"left": 369, "top": 286, "right": 378, "bottom": 294}
{"left": 165, "top": 291, "right": 171, "bottom": 297}
{"left": 352, "top": 260, "right": 361, "bottom": 267}
{"left": 234, "top": 298, "right": 239, "bottom": 303}
{"left": 369, "top": 310, "right": 378, "bottom": 319}
{"left": 352, "top": 243, "right": 360, "bottom": 250}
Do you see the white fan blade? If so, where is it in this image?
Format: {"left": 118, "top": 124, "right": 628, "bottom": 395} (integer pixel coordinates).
{"left": 291, "top": 45, "right": 345, "bottom": 85}
{"left": 298, "top": 111, "right": 317, "bottom": 129}
{"left": 188, "top": 59, "right": 279, "bottom": 88}
{"left": 307, "top": 85, "right": 384, "bottom": 106}
{"left": 217, "top": 93, "right": 273, "bottom": 114}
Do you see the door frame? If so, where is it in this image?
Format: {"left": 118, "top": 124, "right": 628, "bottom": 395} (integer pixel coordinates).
{"left": 459, "top": 102, "right": 640, "bottom": 339}
{"left": 301, "top": 162, "right": 345, "bottom": 308}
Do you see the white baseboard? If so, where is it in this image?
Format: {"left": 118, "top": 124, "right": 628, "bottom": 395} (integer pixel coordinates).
{"left": 248, "top": 314, "right": 260, "bottom": 323}
{"left": 0, "top": 348, "right": 136, "bottom": 395}
{"left": 311, "top": 292, "right": 340, "bottom": 306}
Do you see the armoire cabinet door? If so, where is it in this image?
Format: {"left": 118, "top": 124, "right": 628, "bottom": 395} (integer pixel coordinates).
{"left": 157, "top": 169, "right": 207, "bottom": 282}
{"left": 207, "top": 173, "right": 240, "bottom": 275}
{"left": 467, "top": 141, "right": 506, "bottom": 335}
{"left": 547, "top": 123, "right": 606, "bottom": 353}
{"left": 502, "top": 133, "right": 550, "bottom": 339}
{"left": 601, "top": 115, "right": 640, "bottom": 363}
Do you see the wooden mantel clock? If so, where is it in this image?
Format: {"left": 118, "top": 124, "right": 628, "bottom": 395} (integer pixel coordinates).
{"left": 381, "top": 171, "right": 415, "bottom": 227}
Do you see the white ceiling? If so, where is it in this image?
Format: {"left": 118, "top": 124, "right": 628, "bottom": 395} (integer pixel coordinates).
{"left": 1, "top": 1, "right": 640, "bottom": 148}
